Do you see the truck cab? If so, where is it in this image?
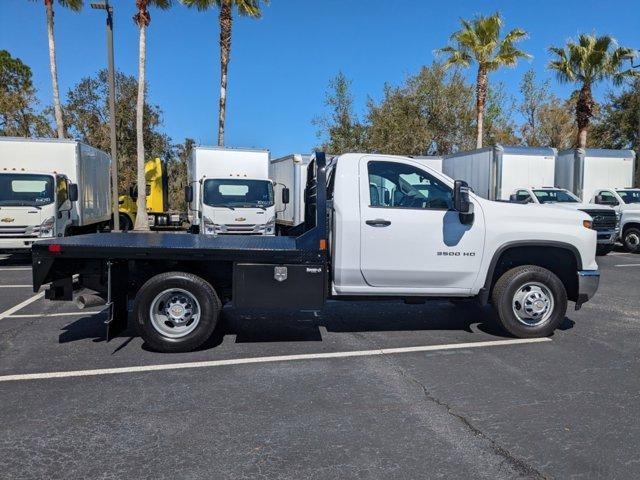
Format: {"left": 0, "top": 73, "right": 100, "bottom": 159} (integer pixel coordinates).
{"left": 187, "top": 146, "right": 275, "bottom": 236}
{"left": 509, "top": 187, "right": 619, "bottom": 255}
{"left": 0, "top": 170, "right": 77, "bottom": 249}
{"left": 591, "top": 188, "right": 640, "bottom": 253}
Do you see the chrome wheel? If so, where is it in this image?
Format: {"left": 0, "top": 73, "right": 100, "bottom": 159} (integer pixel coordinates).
{"left": 626, "top": 232, "right": 640, "bottom": 249}
{"left": 149, "top": 288, "right": 201, "bottom": 339}
{"left": 512, "top": 282, "right": 554, "bottom": 327}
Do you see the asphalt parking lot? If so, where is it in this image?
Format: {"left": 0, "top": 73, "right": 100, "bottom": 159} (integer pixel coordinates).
{"left": 0, "top": 250, "right": 639, "bottom": 479}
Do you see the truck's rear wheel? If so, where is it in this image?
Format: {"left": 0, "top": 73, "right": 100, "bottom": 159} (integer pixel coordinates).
{"left": 623, "top": 227, "right": 640, "bottom": 253}
{"left": 491, "top": 265, "right": 567, "bottom": 338}
{"left": 134, "top": 272, "right": 221, "bottom": 352}
{"left": 119, "top": 213, "right": 133, "bottom": 232}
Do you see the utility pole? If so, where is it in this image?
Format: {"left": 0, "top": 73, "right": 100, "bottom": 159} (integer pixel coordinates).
{"left": 92, "top": 1, "right": 119, "bottom": 231}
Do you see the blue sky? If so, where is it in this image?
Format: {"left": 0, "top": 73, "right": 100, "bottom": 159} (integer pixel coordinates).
{"left": 1, "top": 0, "right": 639, "bottom": 158}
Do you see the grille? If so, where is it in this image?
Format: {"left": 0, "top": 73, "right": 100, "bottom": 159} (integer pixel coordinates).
{"left": 0, "top": 225, "right": 39, "bottom": 238}
{"left": 580, "top": 210, "right": 617, "bottom": 231}
{"left": 222, "top": 224, "right": 258, "bottom": 234}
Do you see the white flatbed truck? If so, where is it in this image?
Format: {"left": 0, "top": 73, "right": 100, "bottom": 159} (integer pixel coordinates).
{"left": 32, "top": 152, "right": 599, "bottom": 353}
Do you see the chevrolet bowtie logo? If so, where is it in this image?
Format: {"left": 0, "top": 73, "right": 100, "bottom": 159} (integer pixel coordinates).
{"left": 235, "top": 217, "right": 246, "bottom": 222}
{"left": 1, "top": 217, "right": 15, "bottom": 223}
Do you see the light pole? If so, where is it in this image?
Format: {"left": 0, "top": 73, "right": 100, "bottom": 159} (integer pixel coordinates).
{"left": 91, "top": 1, "right": 119, "bottom": 231}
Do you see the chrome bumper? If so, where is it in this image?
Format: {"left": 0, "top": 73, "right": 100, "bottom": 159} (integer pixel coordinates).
{"left": 575, "top": 270, "right": 600, "bottom": 310}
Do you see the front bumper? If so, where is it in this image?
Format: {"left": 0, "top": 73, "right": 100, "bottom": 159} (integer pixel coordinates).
{"left": 0, "top": 237, "right": 39, "bottom": 250}
{"left": 596, "top": 229, "right": 618, "bottom": 245}
{"left": 575, "top": 270, "right": 600, "bottom": 310}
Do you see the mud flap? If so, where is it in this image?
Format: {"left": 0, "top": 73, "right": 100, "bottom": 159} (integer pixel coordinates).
{"left": 103, "top": 261, "right": 129, "bottom": 341}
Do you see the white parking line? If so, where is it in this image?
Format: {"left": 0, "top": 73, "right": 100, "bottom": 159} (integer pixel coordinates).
{"left": 0, "top": 337, "right": 551, "bottom": 383}
{"left": 0, "top": 291, "right": 45, "bottom": 320}
{"left": 0, "top": 267, "right": 31, "bottom": 271}
{"left": 614, "top": 264, "right": 640, "bottom": 268}
{"left": 0, "top": 285, "right": 32, "bottom": 288}
{"left": 8, "top": 311, "right": 103, "bottom": 318}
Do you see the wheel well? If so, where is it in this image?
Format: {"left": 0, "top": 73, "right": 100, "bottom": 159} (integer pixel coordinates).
{"left": 622, "top": 222, "right": 640, "bottom": 234}
{"left": 488, "top": 246, "right": 579, "bottom": 302}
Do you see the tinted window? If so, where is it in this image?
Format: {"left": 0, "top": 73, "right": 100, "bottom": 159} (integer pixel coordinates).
{"left": 368, "top": 161, "right": 452, "bottom": 210}
{"left": 203, "top": 179, "right": 274, "bottom": 208}
{"left": 516, "top": 190, "right": 532, "bottom": 202}
{"left": 617, "top": 190, "right": 640, "bottom": 204}
{"left": 0, "top": 174, "right": 54, "bottom": 207}
{"left": 56, "top": 176, "right": 68, "bottom": 208}
{"left": 598, "top": 191, "right": 619, "bottom": 205}
{"left": 532, "top": 189, "right": 579, "bottom": 204}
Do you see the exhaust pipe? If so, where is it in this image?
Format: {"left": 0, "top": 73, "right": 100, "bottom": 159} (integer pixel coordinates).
{"left": 75, "top": 294, "right": 106, "bottom": 310}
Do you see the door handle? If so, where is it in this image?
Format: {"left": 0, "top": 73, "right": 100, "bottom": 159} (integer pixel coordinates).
{"left": 366, "top": 219, "right": 391, "bottom": 227}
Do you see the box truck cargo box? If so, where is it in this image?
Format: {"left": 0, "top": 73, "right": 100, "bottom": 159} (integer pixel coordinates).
{"left": 443, "top": 145, "right": 556, "bottom": 200}
{"left": 413, "top": 156, "right": 443, "bottom": 172}
{"left": 555, "top": 148, "right": 636, "bottom": 202}
{"left": 269, "top": 153, "right": 312, "bottom": 229}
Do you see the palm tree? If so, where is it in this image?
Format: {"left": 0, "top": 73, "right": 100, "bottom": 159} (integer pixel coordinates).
{"left": 132, "top": 0, "right": 171, "bottom": 231}
{"left": 548, "top": 34, "right": 638, "bottom": 148}
{"left": 32, "top": 0, "right": 83, "bottom": 138}
{"left": 181, "top": 0, "right": 267, "bottom": 146}
{"left": 436, "top": 12, "right": 530, "bottom": 148}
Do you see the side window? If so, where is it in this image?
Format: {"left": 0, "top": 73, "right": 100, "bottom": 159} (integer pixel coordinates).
{"left": 599, "top": 191, "right": 618, "bottom": 205}
{"left": 516, "top": 190, "right": 532, "bottom": 202}
{"left": 56, "top": 176, "right": 68, "bottom": 208}
{"left": 367, "top": 161, "right": 453, "bottom": 210}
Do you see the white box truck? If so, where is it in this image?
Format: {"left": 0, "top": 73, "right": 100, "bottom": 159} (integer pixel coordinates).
{"left": 413, "top": 156, "right": 443, "bottom": 172}
{"left": 269, "top": 153, "right": 312, "bottom": 233}
{"left": 186, "top": 146, "right": 276, "bottom": 235}
{"left": 0, "top": 137, "right": 112, "bottom": 250}
{"left": 443, "top": 145, "right": 556, "bottom": 201}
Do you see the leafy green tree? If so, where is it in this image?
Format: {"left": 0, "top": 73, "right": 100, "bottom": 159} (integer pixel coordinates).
{"left": 436, "top": 12, "right": 530, "bottom": 148}
{"left": 28, "top": 0, "right": 83, "bottom": 138}
{"left": 314, "top": 72, "right": 368, "bottom": 154}
{"left": 537, "top": 96, "right": 576, "bottom": 150}
{"left": 63, "top": 69, "right": 172, "bottom": 194}
{"left": 166, "top": 138, "right": 194, "bottom": 211}
{"left": 181, "top": 0, "right": 268, "bottom": 146}
{"left": 548, "top": 34, "right": 638, "bottom": 148}
{"left": 519, "top": 69, "right": 551, "bottom": 146}
{"left": 132, "top": 0, "right": 172, "bottom": 231}
{"left": 0, "top": 50, "right": 52, "bottom": 137}
{"left": 483, "top": 82, "right": 520, "bottom": 146}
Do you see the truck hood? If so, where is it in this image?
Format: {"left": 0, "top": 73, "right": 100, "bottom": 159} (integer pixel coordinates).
{"left": 620, "top": 203, "right": 640, "bottom": 213}
{"left": 543, "top": 202, "right": 614, "bottom": 212}
{"left": 0, "top": 206, "right": 46, "bottom": 227}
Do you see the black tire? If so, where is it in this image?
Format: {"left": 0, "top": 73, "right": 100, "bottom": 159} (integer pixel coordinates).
{"left": 596, "top": 244, "right": 614, "bottom": 256}
{"left": 119, "top": 213, "right": 133, "bottom": 232}
{"left": 133, "top": 271, "right": 221, "bottom": 352}
{"left": 491, "top": 265, "right": 567, "bottom": 338}
{"left": 623, "top": 227, "right": 640, "bottom": 253}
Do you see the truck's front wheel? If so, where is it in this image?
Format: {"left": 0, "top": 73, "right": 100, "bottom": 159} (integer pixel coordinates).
{"left": 491, "top": 265, "right": 567, "bottom": 338}
{"left": 623, "top": 227, "right": 640, "bottom": 253}
{"left": 134, "top": 272, "right": 221, "bottom": 352}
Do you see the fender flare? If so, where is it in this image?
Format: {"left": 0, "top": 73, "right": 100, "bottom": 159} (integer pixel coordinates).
{"left": 479, "top": 240, "right": 583, "bottom": 304}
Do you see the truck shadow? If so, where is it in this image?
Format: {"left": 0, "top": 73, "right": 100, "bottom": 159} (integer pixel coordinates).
{"left": 57, "top": 301, "right": 575, "bottom": 351}
{"left": 0, "top": 252, "right": 32, "bottom": 266}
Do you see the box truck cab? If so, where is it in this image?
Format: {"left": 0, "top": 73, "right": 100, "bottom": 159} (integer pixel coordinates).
{"left": 592, "top": 188, "right": 640, "bottom": 253}
{"left": 186, "top": 146, "right": 275, "bottom": 235}
{"left": 509, "top": 187, "right": 618, "bottom": 255}
{"left": 0, "top": 138, "right": 111, "bottom": 250}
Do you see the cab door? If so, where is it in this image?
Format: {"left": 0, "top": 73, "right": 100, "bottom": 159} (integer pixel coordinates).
{"left": 359, "top": 156, "right": 485, "bottom": 291}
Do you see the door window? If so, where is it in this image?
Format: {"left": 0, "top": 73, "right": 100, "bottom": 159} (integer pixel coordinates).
{"left": 516, "top": 190, "right": 532, "bottom": 202}
{"left": 367, "top": 161, "right": 452, "bottom": 210}
{"left": 56, "top": 176, "right": 69, "bottom": 208}
{"left": 598, "top": 191, "right": 619, "bottom": 206}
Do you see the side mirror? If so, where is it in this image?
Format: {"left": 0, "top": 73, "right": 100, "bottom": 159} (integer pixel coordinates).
{"left": 129, "top": 185, "right": 138, "bottom": 200}
{"left": 282, "top": 187, "right": 290, "bottom": 204}
{"left": 509, "top": 193, "right": 518, "bottom": 203}
{"left": 454, "top": 180, "right": 471, "bottom": 213}
{"left": 594, "top": 195, "right": 604, "bottom": 204}
{"left": 68, "top": 183, "right": 78, "bottom": 202}
{"left": 184, "top": 185, "right": 193, "bottom": 204}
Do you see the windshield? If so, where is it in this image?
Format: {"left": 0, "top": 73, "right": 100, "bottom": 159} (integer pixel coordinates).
{"left": 0, "top": 174, "right": 54, "bottom": 207}
{"left": 617, "top": 190, "right": 640, "bottom": 204}
{"left": 203, "top": 179, "right": 274, "bottom": 208}
{"left": 532, "top": 189, "right": 580, "bottom": 204}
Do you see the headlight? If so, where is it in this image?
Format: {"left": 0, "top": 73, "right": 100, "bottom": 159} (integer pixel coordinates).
{"left": 39, "top": 216, "right": 55, "bottom": 237}
{"left": 583, "top": 219, "right": 593, "bottom": 230}
{"left": 202, "top": 216, "right": 226, "bottom": 235}
{"left": 264, "top": 217, "right": 275, "bottom": 235}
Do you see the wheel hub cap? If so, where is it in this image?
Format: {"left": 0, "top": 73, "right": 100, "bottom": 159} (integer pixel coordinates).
{"left": 628, "top": 233, "right": 639, "bottom": 247}
{"left": 149, "top": 289, "right": 201, "bottom": 338}
{"left": 512, "top": 282, "right": 554, "bottom": 327}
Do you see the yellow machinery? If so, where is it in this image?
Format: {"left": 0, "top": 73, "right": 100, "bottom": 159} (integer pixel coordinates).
{"left": 118, "top": 158, "right": 184, "bottom": 230}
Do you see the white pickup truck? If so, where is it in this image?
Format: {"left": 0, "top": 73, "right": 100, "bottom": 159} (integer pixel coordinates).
{"left": 509, "top": 187, "right": 619, "bottom": 255}
{"left": 33, "top": 152, "right": 599, "bottom": 353}
{"left": 591, "top": 188, "right": 640, "bottom": 253}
